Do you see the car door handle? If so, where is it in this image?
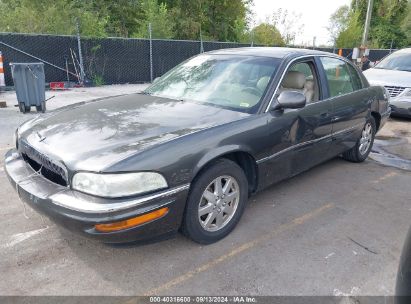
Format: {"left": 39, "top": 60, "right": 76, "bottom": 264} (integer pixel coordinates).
{"left": 320, "top": 112, "right": 330, "bottom": 118}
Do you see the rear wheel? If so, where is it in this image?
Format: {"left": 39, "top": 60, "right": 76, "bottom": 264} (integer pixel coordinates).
{"left": 342, "top": 117, "right": 376, "bottom": 162}
{"left": 182, "top": 159, "right": 248, "bottom": 244}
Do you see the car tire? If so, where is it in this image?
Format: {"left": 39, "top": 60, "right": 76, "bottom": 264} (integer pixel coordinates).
{"left": 342, "top": 117, "right": 376, "bottom": 163}
{"left": 182, "top": 158, "right": 248, "bottom": 244}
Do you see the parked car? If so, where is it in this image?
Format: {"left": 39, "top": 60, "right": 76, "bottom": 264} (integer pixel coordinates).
{"left": 4, "top": 48, "right": 390, "bottom": 244}
{"left": 364, "top": 48, "right": 411, "bottom": 118}
{"left": 396, "top": 226, "right": 411, "bottom": 303}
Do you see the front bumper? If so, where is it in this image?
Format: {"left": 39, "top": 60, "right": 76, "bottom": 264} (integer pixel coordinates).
{"left": 4, "top": 149, "right": 190, "bottom": 243}
{"left": 390, "top": 98, "right": 411, "bottom": 118}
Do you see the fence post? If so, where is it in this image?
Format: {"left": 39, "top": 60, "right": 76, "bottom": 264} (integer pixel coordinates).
{"left": 76, "top": 20, "right": 85, "bottom": 84}
{"left": 149, "top": 23, "right": 153, "bottom": 82}
{"left": 200, "top": 29, "right": 204, "bottom": 53}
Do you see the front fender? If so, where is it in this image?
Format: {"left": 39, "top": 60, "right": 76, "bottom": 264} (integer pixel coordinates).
{"left": 193, "top": 145, "right": 255, "bottom": 177}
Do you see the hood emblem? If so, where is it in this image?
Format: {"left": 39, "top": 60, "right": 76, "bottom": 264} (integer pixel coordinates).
{"left": 36, "top": 132, "right": 46, "bottom": 142}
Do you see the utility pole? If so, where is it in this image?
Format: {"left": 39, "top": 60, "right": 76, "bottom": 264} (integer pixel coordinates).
{"left": 355, "top": 0, "right": 374, "bottom": 69}
{"left": 362, "top": 0, "right": 373, "bottom": 46}
{"left": 312, "top": 36, "right": 316, "bottom": 49}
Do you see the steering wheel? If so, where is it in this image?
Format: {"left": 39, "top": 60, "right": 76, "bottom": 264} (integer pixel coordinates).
{"left": 242, "top": 87, "right": 262, "bottom": 96}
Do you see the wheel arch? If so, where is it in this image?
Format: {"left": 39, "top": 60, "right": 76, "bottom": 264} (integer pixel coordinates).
{"left": 368, "top": 86, "right": 386, "bottom": 132}
{"left": 193, "top": 146, "right": 259, "bottom": 196}
{"left": 371, "top": 111, "right": 381, "bottom": 131}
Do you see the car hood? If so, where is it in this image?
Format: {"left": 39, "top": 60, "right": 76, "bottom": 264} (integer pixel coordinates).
{"left": 363, "top": 68, "right": 411, "bottom": 87}
{"left": 19, "top": 94, "right": 249, "bottom": 171}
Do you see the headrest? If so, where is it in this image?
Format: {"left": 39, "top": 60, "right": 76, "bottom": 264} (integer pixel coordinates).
{"left": 282, "top": 71, "right": 306, "bottom": 89}
{"left": 257, "top": 76, "right": 270, "bottom": 92}
{"left": 305, "top": 79, "right": 314, "bottom": 90}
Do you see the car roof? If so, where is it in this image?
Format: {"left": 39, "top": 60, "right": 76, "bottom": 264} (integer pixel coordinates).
{"left": 394, "top": 48, "right": 411, "bottom": 54}
{"left": 206, "top": 47, "right": 333, "bottom": 59}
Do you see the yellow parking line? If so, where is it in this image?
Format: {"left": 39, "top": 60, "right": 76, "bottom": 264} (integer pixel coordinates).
{"left": 135, "top": 203, "right": 334, "bottom": 297}
{"left": 371, "top": 171, "right": 398, "bottom": 184}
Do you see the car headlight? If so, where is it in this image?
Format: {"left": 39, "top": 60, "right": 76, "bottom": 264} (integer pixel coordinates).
{"left": 72, "top": 172, "right": 168, "bottom": 198}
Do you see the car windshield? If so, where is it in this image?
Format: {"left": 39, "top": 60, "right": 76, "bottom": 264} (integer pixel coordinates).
{"left": 144, "top": 54, "right": 280, "bottom": 113}
{"left": 374, "top": 52, "right": 411, "bottom": 72}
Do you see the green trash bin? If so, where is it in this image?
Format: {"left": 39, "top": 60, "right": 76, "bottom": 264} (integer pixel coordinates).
{"left": 10, "top": 62, "right": 46, "bottom": 113}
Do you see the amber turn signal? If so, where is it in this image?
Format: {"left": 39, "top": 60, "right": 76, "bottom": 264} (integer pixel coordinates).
{"left": 94, "top": 207, "right": 169, "bottom": 232}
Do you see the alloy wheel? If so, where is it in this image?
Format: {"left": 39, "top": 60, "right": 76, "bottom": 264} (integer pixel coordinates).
{"left": 198, "top": 175, "right": 240, "bottom": 232}
{"left": 359, "top": 122, "right": 373, "bottom": 155}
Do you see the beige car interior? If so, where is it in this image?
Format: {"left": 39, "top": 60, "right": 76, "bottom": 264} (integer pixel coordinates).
{"left": 256, "top": 76, "right": 271, "bottom": 92}
{"left": 279, "top": 64, "right": 320, "bottom": 103}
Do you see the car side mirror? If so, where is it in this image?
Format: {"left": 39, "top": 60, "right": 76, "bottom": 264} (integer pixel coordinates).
{"left": 275, "top": 91, "right": 306, "bottom": 110}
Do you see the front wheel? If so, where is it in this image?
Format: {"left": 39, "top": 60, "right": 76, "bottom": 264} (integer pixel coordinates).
{"left": 342, "top": 117, "right": 376, "bottom": 162}
{"left": 182, "top": 159, "right": 248, "bottom": 244}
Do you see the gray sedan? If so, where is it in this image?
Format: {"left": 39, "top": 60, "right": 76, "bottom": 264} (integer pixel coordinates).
{"left": 5, "top": 48, "right": 390, "bottom": 244}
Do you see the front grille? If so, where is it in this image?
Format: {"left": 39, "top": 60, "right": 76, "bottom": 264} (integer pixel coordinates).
{"left": 385, "top": 86, "right": 406, "bottom": 98}
{"left": 19, "top": 142, "right": 68, "bottom": 186}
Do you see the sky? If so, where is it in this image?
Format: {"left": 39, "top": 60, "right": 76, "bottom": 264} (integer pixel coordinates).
{"left": 252, "top": 0, "right": 352, "bottom": 46}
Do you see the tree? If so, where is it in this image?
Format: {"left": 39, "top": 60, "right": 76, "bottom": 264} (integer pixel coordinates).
{"left": 163, "top": 0, "right": 253, "bottom": 42}
{"left": 402, "top": 1, "right": 411, "bottom": 44}
{"left": 251, "top": 23, "right": 285, "bottom": 46}
{"left": 87, "top": 0, "right": 141, "bottom": 37}
{"left": 0, "top": 0, "right": 107, "bottom": 37}
{"left": 370, "top": 0, "right": 408, "bottom": 48}
{"left": 272, "top": 8, "right": 304, "bottom": 45}
{"left": 0, "top": 0, "right": 254, "bottom": 42}
{"left": 202, "top": 0, "right": 251, "bottom": 42}
{"left": 335, "top": 0, "right": 409, "bottom": 48}
{"left": 162, "top": 0, "right": 203, "bottom": 40}
{"left": 133, "top": 0, "right": 174, "bottom": 39}
{"left": 327, "top": 5, "right": 350, "bottom": 45}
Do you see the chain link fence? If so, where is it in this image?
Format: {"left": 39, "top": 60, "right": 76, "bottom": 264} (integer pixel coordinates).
{"left": 0, "top": 32, "right": 393, "bottom": 87}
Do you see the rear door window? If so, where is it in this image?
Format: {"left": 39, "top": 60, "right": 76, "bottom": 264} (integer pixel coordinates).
{"left": 320, "top": 57, "right": 355, "bottom": 97}
{"left": 346, "top": 63, "right": 363, "bottom": 91}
